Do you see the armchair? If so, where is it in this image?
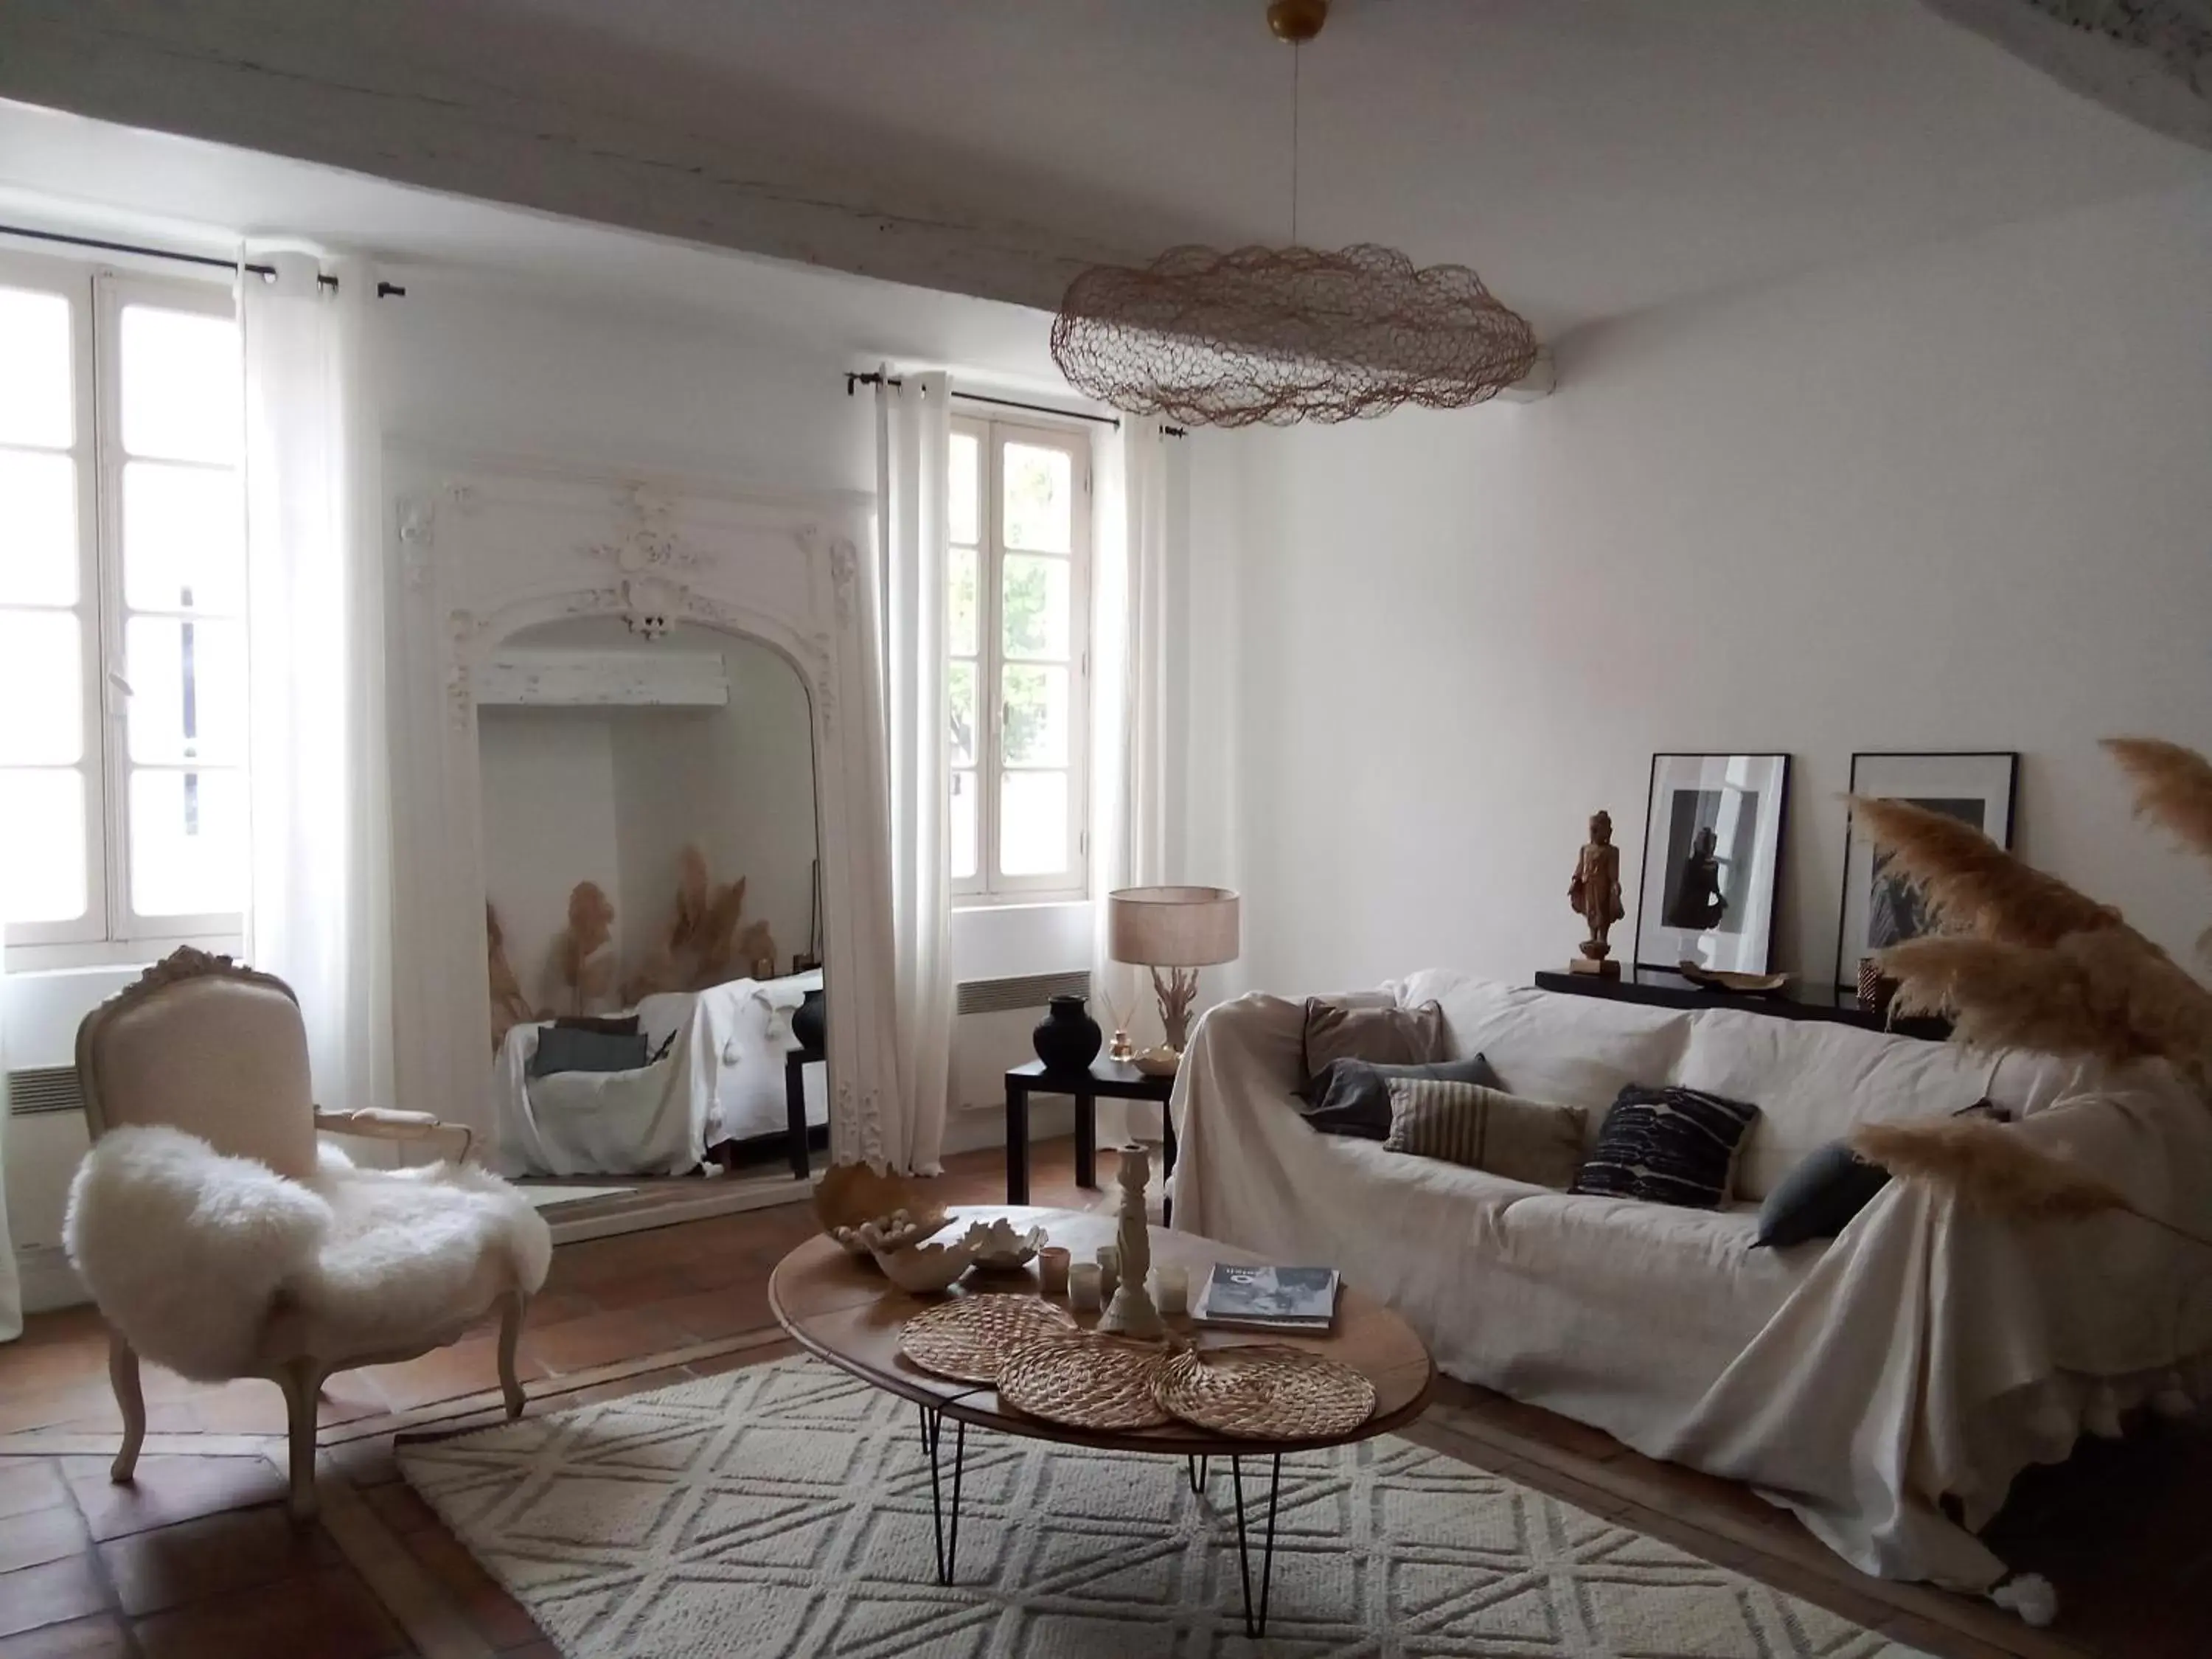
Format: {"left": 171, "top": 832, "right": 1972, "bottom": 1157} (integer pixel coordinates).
{"left": 65, "top": 947, "right": 552, "bottom": 1520}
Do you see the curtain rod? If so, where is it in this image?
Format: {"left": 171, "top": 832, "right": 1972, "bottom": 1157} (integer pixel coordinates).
{"left": 844, "top": 371, "right": 1186, "bottom": 438}
{"left": 0, "top": 223, "right": 408, "bottom": 296}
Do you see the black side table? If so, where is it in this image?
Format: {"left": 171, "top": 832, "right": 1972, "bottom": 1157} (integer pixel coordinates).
{"left": 1004, "top": 1058, "right": 1178, "bottom": 1221}
{"left": 785, "top": 1042, "right": 826, "bottom": 1180}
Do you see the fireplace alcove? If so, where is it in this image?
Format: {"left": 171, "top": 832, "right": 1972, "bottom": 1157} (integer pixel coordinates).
{"left": 385, "top": 449, "right": 895, "bottom": 1224}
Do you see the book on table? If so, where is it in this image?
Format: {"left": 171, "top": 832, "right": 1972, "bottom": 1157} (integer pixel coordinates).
{"left": 1193, "top": 1264, "right": 1341, "bottom": 1332}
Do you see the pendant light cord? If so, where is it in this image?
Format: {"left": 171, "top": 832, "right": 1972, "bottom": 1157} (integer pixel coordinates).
{"left": 1290, "top": 42, "right": 1301, "bottom": 244}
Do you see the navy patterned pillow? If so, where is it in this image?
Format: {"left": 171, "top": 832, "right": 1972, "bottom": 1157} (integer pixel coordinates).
{"left": 1570, "top": 1085, "right": 1761, "bottom": 1210}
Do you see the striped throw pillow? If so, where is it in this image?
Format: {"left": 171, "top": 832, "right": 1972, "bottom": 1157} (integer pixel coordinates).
{"left": 1570, "top": 1085, "right": 1761, "bottom": 1209}
{"left": 1382, "top": 1078, "right": 1588, "bottom": 1190}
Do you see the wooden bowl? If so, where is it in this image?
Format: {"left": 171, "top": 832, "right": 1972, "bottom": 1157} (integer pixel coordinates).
{"left": 1676, "top": 960, "right": 1792, "bottom": 995}
{"left": 813, "top": 1162, "right": 950, "bottom": 1256}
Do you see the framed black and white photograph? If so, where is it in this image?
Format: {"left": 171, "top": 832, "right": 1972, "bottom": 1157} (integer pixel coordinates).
{"left": 1634, "top": 753, "right": 1791, "bottom": 975}
{"left": 1835, "top": 751, "right": 2018, "bottom": 996}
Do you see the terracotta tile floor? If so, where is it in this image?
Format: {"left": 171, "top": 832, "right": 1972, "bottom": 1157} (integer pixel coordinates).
{"left": 1, "top": 1138, "right": 2204, "bottom": 1658}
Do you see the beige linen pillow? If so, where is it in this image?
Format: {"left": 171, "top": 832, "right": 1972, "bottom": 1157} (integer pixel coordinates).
{"left": 1382, "top": 1077, "right": 1587, "bottom": 1190}
{"left": 1301, "top": 996, "right": 1447, "bottom": 1086}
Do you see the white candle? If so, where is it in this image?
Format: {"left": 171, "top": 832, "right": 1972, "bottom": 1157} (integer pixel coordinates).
{"left": 1152, "top": 1264, "right": 1189, "bottom": 1317}
{"left": 1069, "top": 1262, "right": 1102, "bottom": 1312}
{"left": 1038, "top": 1246, "right": 1071, "bottom": 1297}
{"left": 1096, "top": 1245, "right": 1120, "bottom": 1302}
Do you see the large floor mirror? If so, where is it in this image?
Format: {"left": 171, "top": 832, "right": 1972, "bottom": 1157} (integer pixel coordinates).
{"left": 472, "top": 614, "right": 827, "bottom": 1209}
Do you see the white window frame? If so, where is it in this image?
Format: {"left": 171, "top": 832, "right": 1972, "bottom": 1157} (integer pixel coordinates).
{"left": 1, "top": 248, "right": 246, "bottom": 967}
{"left": 949, "top": 416, "right": 1091, "bottom": 906}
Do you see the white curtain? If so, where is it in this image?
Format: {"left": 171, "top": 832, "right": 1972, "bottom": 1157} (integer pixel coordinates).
{"left": 873, "top": 371, "right": 954, "bottom": 1173}
{"left": 0, "top": 929, "right": 19, "bottom": 1343}
{"left": 242, "top": 253, "right": 394, "bottom": 1116}
{"left": 1091, "top": 415, "right": 1174, "bottom": 1137}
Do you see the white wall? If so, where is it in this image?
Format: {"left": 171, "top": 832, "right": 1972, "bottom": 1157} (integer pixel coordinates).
{"left": 1197, "top": 178, "right": 2212, "bottom": 999}
{"left": 476, "top": 708, "right": 625, "bottom": 1014}
{"left": 606, "top": 636, "right": 821, "bottom": 977}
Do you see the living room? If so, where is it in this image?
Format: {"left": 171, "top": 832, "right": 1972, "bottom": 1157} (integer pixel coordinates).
{"left": 1, "top": 2, "right": 2209, "bottom": 1655}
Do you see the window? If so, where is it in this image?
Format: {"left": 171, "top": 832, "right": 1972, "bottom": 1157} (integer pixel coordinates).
{"left": 947, "top": 417, "right": 1090, "bottom": 902}
{"left": 1, "top": 251, "right": 247, "bottom": 959}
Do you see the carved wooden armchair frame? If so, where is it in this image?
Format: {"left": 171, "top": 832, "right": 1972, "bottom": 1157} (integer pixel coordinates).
{"left": 74, "top": 946, "right": 528, "bottom": 1520}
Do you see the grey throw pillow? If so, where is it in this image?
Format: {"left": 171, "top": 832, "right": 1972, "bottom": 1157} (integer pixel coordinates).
{"left": 1383, "top": 1078, "right": 1587, "bottom": 1189}
{"left": 1300, "top": 997, "right": 1448, "bottom": 1094}
{"left": 1298, "top": 1052, "right": 1500, "bottom": 1140}
{"left": 1755, "top": 1141, "right": 1892, "bottom": 1247}
{"left": 529, "top": 1026, "right": 650, "bottom": 1078}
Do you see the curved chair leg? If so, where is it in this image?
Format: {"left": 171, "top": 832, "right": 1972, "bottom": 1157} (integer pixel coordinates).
{"left": 108, "top": 1331, "right": 145, "bottom": 1485}
{"left": 497, "top": 1290, "right": 529, "bottom": 1420}
{"left": 276, "top": 1359, "right": 321, "bottom": 1524}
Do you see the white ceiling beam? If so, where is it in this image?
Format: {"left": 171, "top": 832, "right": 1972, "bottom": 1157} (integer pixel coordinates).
{"left": 0, "top": 1, "right": 1127, "bottom": 313}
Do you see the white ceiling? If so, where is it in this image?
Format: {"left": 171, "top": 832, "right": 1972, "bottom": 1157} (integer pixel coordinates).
{"left": 1, "top": 0, "right": 2208, "bottom": 378}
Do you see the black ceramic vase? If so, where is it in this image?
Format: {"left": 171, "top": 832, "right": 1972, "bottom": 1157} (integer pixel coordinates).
{"left": 792, "top": 987, "right": 826, "bottom": 1053}
{"left": 1032, "top": 994, "right": 1102, "bottom": 1074}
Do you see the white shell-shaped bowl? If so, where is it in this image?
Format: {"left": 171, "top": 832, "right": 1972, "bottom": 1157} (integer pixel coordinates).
{"left": 869, "top": 1235, "right": 980, "bottom": 1294}
{"left": 961, "top": 1219, "right": 1047, "bottom": 1272}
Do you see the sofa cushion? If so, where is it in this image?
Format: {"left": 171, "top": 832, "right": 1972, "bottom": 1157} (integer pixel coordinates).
{"left": 1301, "top": 996, "right": 1447, "bottom": 1090}
{"left": 1572, "top": 1085, "right": 1761, "bottom": 1209}
{"left": 1755, "top": 1141, "right": 1892, "bottom": 1247}
{"left": 1384, "top": 1078, "right": 1587, "bottom": 1189}
{"left": 1391, "top": 973, "right": 1696, "bottom": 1133}
{"left": 1299, "top": 1052, "right": 1501, "bottom": 1140}
{"left": 1676, "top": 1009, "right": 2008, "bottom": 1200}
{"left": 529, "top": 1026, "right": 650, "bottom": 1078}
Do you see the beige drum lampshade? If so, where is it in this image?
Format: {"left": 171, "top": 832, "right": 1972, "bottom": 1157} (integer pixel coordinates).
{"left": 1108, "top": 886, "right": 1240, "bottom": 968}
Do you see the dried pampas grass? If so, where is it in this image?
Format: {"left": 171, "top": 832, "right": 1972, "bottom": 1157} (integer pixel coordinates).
{"left": 1849, "top": 1117, "right": 2127, "bottom": 1222}
{"left": 486, "top": 902, "right": 535, "bottom": 1053}
{"left": 1847, "top": 796, "right": 2120, "bottom": 948}
{"left": 2104, "top": 737, "right": 2212, "bottom": 869}
{"left": 1882, "top": 930, "right": 2212, "bottom": 1085}
{"left": 2104, "top": 737, "right": 2212, "bottom": 961}
{"left": 623, "top": 845, "right": 766, "bottom": 1001}
{"left": 549, "top": 880, "right": 617, "bottom": 1016}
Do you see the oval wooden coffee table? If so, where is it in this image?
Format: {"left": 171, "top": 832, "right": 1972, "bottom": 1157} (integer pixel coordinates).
{"left": 769, "top": 1203, "right": 1434, "bottom": 1636}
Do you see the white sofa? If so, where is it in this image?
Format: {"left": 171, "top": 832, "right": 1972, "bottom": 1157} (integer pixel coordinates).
{"left": 1170, "top": 970, "right": 2212, "bottom": 1593}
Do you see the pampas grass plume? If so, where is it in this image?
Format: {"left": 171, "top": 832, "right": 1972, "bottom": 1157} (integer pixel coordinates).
{"left": 1848, "top": 1116, "right": 2128, "bottom": 1221}
{"left": 1847, "top": 796, "right": 2120, "bottom": 948}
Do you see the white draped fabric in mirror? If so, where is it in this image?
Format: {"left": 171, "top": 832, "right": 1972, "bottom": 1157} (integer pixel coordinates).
{"left": 1090, "top": 415, "right": 1173, "bottom": 1060}
{"left": 243, "top": 254, "right": 394, "bottom": 1116}
{"left": 0, "top": 928, "right": 18, "bottom": 1343}
{"left": 873, "top": 371, "right": 954, "bottom": 1172}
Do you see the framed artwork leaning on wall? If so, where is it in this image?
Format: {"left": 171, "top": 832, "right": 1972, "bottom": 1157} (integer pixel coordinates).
{"left": 1634, "top": 753, "right": 1792, "bottom": 977}
{"left": 1834, "top": 750, "right": 2019, "bottom": 998}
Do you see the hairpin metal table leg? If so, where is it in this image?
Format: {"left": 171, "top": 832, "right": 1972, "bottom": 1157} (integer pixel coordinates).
{"left": 1229, "top": 1452, "right": 1283, "bottom": 1638}
{"left": 918, "top": 1404, "right": 967, "bottom": 1585}
{"left": 1186, "top": 1454, "right": 1210, "bottom": 1495}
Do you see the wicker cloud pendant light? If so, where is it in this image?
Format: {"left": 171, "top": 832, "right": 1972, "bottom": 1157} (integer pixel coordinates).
{"left": 1051, "top": 0, "right": 1537, "bottom": 428}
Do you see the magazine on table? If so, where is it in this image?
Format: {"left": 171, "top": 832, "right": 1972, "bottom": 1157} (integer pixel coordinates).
{"left": 1193, "top": 1264, "right": 1341, "bottom": 1332}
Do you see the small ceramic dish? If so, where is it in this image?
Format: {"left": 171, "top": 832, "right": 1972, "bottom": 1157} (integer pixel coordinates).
{"left": 961, "top": 1218, "right": 1047, "bottom": 1272}
{"left": 869, "top": 1234, "right": 979, "bottom": 1294}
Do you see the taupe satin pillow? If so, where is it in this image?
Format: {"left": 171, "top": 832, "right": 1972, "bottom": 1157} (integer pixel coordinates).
{"left": 1383, "top": 1077, "right": 1588, "bottom": 1191}
{"left": 1301, "top": 997, "right": 1447, "bottom": 1090}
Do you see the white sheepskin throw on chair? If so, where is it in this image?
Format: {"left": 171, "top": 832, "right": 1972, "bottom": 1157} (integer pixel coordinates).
{"left": 66, "top": 1126, "right": 552, "bottom": 1381}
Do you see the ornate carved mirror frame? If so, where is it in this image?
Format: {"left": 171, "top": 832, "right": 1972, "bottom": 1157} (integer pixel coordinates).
{"left": 385, "top": 447, "right": 897, "bottom": 1169}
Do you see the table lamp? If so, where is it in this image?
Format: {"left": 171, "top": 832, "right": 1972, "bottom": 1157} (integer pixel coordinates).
{"left": 1107, "top": 886, "right": 1240, "bottom": 1074}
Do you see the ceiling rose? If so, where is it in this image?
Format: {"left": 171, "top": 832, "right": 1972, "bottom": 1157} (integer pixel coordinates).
{"left": 1050, "top": 0, "right": 1538, "bottom": 427}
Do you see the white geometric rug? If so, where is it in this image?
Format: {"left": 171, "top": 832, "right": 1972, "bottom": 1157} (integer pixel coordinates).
{"left": 398, "top": 1357, "right": 1908, "bottom": 1658}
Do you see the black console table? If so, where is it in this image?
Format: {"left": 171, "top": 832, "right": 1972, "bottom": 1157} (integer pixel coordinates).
{"left": 1004, "top": 1059, "right": 1178, "bottom": 1222}
{"left": 1532, "top": 969, "right": 1949, "bottom": 1040}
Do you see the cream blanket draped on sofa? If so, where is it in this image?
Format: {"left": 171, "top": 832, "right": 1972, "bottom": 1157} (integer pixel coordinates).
{"left": 1169, "top": 972, "right": 2212, "bottom": 1590}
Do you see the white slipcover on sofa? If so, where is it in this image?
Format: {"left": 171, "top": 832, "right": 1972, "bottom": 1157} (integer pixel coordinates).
{"left": 1171, "top": 970, "right": 2212, "bottom": 1591}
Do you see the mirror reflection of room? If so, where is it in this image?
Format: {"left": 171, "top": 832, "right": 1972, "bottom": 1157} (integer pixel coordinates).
{"left": 475, "top": 616, "right": 824, "bottom": 1180}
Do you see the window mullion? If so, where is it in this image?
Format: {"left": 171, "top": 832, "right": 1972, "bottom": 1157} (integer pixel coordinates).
{"left": 981, "top": 425, "right": 1004, "bottom": 893}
